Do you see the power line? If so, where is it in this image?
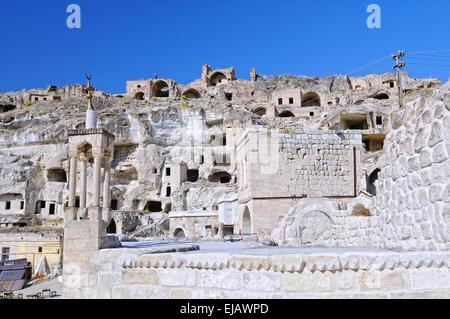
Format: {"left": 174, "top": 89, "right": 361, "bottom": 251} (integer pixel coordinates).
{"left": 409, "top": 62, "right": 450, "bottom": 68}
{"left": 409, "top": 56, "right": 450, "bottom": 62}
{"left": 346, "top": 56, "right": 391, "bottom": 76}
{"left": 408, "top": 49, "right": 450, "bottom": 55}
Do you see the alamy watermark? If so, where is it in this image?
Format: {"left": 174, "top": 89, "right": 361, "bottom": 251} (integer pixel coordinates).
{"left": 367, "top": 4, "right": 381, "bottom": 29}
{"left": 66, "top": 4, "right": 81, "bottom": 29}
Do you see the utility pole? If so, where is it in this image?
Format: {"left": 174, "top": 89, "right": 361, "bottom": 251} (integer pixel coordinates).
{"left": 392, "top": 51, "right": 406, "bottom": 108}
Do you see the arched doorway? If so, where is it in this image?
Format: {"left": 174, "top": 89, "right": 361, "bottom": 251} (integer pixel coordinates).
{"left": 144, "top": 201, "right": 162, "bottom": 213}
{"left": 134, "top": 92, "right": 145, "bottom": 100}
{"left": 301, "top": 92, "right": 321, "bottom": 107}
{"left": 208, "top": 172, "right": 232, "bottom": 184}
{"left": 278, "top": 110, "right": 295, "bottom": 118}
{"left": 106, "top": 219, "right": 117, "bottom": 234}
{"left": 253, "top": 107, "right": 267, "bottom": 116}
{"left": 242, "top": 207, "right": 252, "bottom": 235}
{"left": 174, "top": 228, "right": 186, "bottom": 239}
{"left": 47, "top": 168, "right": 67, "bottom": 183}
{"left": 209, "top": 72, "right": 227, "bottom": 87}
{"left": 182, "top": 89, "right": 201, "bottom": 99}
{"left": 367, "top": 169, "right": 380, "bottom": 196}
{"left": 372, "top": 92, "right": 390, "bottom": 100}
{"left": 152, "top": 81, "right": 170, "bottom": 97}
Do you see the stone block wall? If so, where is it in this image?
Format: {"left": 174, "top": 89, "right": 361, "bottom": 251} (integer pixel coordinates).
{"left": 238, "top": 129, "right": 362, "bottom": 200}
{"left": 169, "top": 212, "right": 219, "bottom": 239}
{"left": 74, "top": 250, "right": 450, "bottom": 299}
{"left": 376, "top": 90, "right": 450, "bottom": 251}
{"left": 279, "top": 131, "right": 360, "bottom": 198}
{"left": 272, "top": 198, "right": 381, "bottom": 248}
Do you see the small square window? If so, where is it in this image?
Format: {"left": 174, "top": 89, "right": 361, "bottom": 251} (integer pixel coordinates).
{"left": 38, "top": 247, "right": 43, "bottom": 253}
{"left": 35, "top": 97, "right": 39, "bottom": 101}
{"left": 1, "top": 247, "right": 10, "bottom": 262}
{"left": 111, "top": 199, "right": 118, "bottom": 210}
{"left": 376, "top": 116, "right": 383, "bottom": 126}
{"left": 289, "top": 98, "right": 294, "bottom": 104}
{"left": 49, "top": 203, "right": 56, "bottom": 215}
{"left": 278, "top": 98, "right": 283, "bottom": 105}
{"left": 310, "top": 112, "right": 315, "bottom": 117}
{"left": 40, "top": 201, "right": 46, "bottom": 209}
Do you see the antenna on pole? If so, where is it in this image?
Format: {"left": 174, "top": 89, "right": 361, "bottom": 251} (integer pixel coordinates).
{"left": 392, "top": 51, "right": 406, "bottom": 108}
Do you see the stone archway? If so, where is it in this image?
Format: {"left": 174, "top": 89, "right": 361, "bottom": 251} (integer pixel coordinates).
{"left": 272, "top": 200, "right": 334, "bottom": 246}
{"left": 302, "top": 92, "right": 321, "bottom": 107}
{"left": 174, "top": 228, "right": 186, "bottom": 239}
{"left": 367, "top": 168, "right": 380, "bottom": 196}
{"left": 106, "top": 219, "right": 117, "bottom": 234}
{"left": 293, "top": 211, "right": 332, "bottom": 244}
{"left": 182, "top": 89, "right": 201, "bottom": 99}
{"left": 253, "top": 107, "right": 267, "bottom": 116}
{"left": 152, "top": 81, "right": 170, "bottom": 98}
{"left": 278, "top": 110, "right": 295, "bottom": 118}
{"left": 134, "top": 92, "right": 145, "bottom": 100}
{"left": 242, "top": 206, "right": 252, "bottom": 235}
{"left": 210, "top": 72, "right": 227, "bottom": 87}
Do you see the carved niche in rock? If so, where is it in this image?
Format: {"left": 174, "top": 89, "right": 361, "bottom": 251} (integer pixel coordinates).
{"left": 294, "top": 210, "right": 332, "bottom": 244}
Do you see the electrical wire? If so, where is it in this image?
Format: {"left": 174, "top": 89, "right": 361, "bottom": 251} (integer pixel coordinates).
{"left": 408, "top": 49, "right": 450, "bottom": 55}
{"left": 409, "top": 62, "right": 450, "bottom": 68}
{"left": 346, "top": 56, "right": 392, "bottom": 76}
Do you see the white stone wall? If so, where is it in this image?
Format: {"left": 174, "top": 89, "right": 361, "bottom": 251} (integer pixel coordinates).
{"left": 376, "top": 88, "right": 450, "bottom": 251}
{"left": 66, "top": 249, "right": 450, "bottom": 299}
{"left": 272, "top": 198, "right": 381, "bottom": 248}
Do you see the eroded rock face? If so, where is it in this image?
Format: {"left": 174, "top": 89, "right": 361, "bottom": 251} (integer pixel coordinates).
{"left": 1, "top": 73, "right": 448, "bottom": 248}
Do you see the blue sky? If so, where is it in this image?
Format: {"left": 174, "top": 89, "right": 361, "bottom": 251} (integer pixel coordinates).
{"left": 1, "top": 0, "right": 449, "bottom": 93}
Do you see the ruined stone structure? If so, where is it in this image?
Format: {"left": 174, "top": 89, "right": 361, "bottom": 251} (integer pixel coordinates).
{"left": 0, "top": 65, "right": 449, "bottom": 298}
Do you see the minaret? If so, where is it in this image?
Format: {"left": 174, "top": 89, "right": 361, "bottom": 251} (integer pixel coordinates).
{"left": 85, "top": 74, "right": 97, "bottom": 129}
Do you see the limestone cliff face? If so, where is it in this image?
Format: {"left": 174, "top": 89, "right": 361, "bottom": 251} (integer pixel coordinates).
{"left": 0, "top": 90, "right": 254, "bottom": 228}
{"left": 1, "top": 73, "right": 447, "bottom": 243}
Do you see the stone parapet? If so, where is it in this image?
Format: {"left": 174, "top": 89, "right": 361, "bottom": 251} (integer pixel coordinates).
{"left": 124, "top": 250, "right": 450, "bottom": 273}
{"left": 109, "top": 250, "right": 450, "bottom": 299}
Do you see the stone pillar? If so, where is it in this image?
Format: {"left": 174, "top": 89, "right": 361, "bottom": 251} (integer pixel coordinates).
{"left": 85, "top": 109, "right": 97, "bottom": 130}
{"left": 93, "top": 156, "right": 102, "bottom": 207}
{"left": 68, "top": 157, "right": 78, "bottom": 207}
{"left": 250, "top": 67, "right": 257, "bottom": 82}
{"left": 103, "top": 161, "right": 111, "bottom": 209}
{"left": 80, "top": 160, "right": 88, "bottom": 209}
